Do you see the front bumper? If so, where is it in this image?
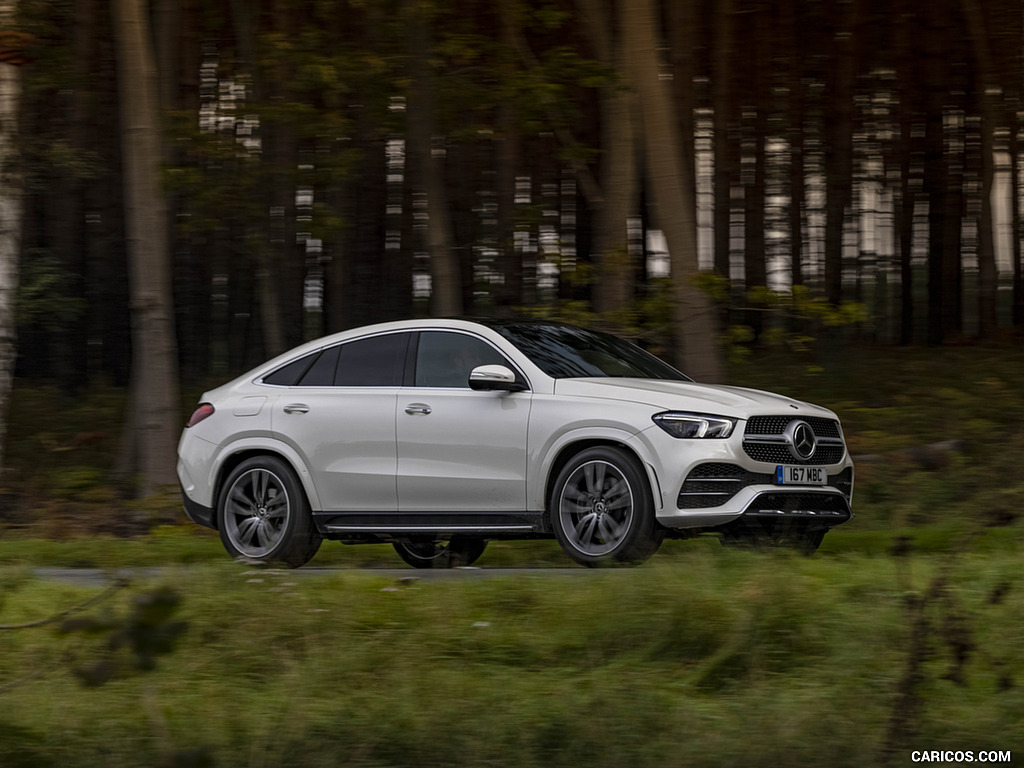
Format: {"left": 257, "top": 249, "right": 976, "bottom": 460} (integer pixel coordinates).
{"left": 637, "top": 419, "right": 855, "bottom": 532}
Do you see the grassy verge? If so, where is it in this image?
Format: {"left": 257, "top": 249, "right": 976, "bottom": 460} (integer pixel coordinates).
{"left": 1, "top": 550, "right": 1021, "bottom": 767}
{"left": 0, "top": 521, "right": 1019, "bottom": 569}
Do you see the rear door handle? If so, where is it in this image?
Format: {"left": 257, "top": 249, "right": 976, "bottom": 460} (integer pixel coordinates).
{"left": 283, "top": 404, "right": 310, "bottom": 414}
{"left": 404, "top": 403, "right": 432, "bottom": 415}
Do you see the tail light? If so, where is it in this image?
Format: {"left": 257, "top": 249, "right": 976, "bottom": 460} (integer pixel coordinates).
{"left": 186, "top": 403, "right": 215, "bottom": 428}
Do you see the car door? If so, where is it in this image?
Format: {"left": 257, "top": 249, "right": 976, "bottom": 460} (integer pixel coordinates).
{"left": 396, "top": 330, "right": 531, "bottom": 512}
{"left": 269, "top": 332, "right": 410, "bottom": 511}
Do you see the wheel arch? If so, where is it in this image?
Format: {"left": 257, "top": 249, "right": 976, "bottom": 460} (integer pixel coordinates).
{"left": 542, "top": 438, "right": 659, "bottom": 515}
{"left": 211, "top": 442, "right": 322, "bottom": 525}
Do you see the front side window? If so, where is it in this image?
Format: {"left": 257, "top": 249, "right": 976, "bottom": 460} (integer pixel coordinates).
{"left": 414, "top": 332, "right": 510, "bottom": 388}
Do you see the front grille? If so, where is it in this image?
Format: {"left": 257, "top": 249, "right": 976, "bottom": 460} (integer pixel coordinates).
{"left": 746, "top": 415, "right": 841, "bottom": 438}
{"left": 742, "top": 415, "right": 846, "bottom": 465}
{"left": 743, "top": 443, "right": 846, "bottom": 465}
{"left": 678, "top": 463, "right": 854, "bottom": 509}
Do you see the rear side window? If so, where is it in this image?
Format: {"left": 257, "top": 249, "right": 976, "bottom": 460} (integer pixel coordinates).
{"left": 262, "top": 353, "right": 317, "bottom": 386}
{"left": 261, "top": 333, "right": 409, "bottom": 387}
{"left": 298, "top": 346, "right": 340, "bottom": 386}
{"left": 335, "top": 333, "right": 409, "bottom": 386}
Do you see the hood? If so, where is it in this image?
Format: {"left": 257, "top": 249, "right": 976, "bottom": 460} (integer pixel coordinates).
{"left": 552, "top": 378, "right": 837, "bottom": 419}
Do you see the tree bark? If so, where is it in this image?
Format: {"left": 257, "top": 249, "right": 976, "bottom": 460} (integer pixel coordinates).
{"left": 623, "top": 0, "right": 721, "bottom": 381}
{"left": 0, "top": 0, "right": 24, "bottom": 471}
{"left": 112, "top": 0, "right": 182, "bottom": 495}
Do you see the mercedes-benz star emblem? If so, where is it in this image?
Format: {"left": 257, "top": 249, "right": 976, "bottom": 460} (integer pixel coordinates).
{"left": 786, "top": 420, "right": 817, "bottom": 461}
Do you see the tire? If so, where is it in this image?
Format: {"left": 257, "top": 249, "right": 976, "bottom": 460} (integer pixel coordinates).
{"left": 393, "top": 537, "right": 488, "bottom": 569}
{"left": 217, "top": 456, "right": 322, "bottom": 567}
{"left": 549, "top": 446, "right": 664, "bottom": 566}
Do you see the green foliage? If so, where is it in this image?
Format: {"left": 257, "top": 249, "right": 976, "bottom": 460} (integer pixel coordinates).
{"left": 16, "top": 249, "right": 87, "bottom": 332}
{"left": 700, "top": 282, "right": 871, "bottom": 361}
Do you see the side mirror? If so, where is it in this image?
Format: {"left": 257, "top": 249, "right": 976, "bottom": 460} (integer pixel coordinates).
{"left": 468, "top": 364, "right": 526, "bottom": 392}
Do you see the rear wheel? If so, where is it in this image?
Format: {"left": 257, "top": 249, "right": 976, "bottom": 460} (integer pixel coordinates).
{"left": 549, "top": 446, "right": 664, "bottom": 566}
{"left": 393, "top": 537, "right": 488, "bottom": 568}
{"left": 217, "top": 456, "right": 322, "bottom": 567}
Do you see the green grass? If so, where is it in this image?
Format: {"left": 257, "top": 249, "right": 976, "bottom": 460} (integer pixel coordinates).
{"left": 1, "top": 551, "right": 1021, "bottom": 767}
{"left": 0, "top": 522, "right": 1020, "bottom": 570}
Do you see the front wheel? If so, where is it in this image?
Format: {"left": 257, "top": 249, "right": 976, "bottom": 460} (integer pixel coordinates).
{"left": 217, "top": 456, "right": 322, "bottom": 567}
{"left": 393, "top": 537, "right": 488, "bottom": 568}
{"left": 549, "top": 446, "right": 664, "bottom": 566}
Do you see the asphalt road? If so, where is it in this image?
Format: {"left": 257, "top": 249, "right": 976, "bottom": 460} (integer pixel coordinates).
{"left": 32, "top": 566, "right": 596, "bottom": 587}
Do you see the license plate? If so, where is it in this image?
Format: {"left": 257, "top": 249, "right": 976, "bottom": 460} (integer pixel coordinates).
{"left": 776, "top": 465, "right": 828, "bottom": 485}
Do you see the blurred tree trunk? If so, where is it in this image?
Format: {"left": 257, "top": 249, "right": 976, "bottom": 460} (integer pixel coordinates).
{"left": 923, "top": 5, "right": 961, "bottom": 345}
{"left": 624, "top": 0, "right": 721, "bottom": 381}
{"left": 1012, "top": 108, "right": 1023, "bottom": 330}
{"left": 742, "top": 5, "right": 768, "bottom": 336}
{"left": 494, "top": 0, "right": 523, "bottom": 316}
{"left": 578, "top": 0, "right": 637, "bottom": 315}
{"left": 712, "top": 0, "right": 735, "bottom": 284}
{"left": 963, "top": 0, "right": 997, "bottom": 337}
{"left": 49, "top": 0, "right": 94, "bottom": 391}
{"left": 0, "top": 0, "right": 25, "bottom": 471}
{"left": 824, "top": 0, "right": 858, "bottom": 306}
{"left": 896, "top": 0, "right": 917, "bottom": 345}
{"left": 258, "top": 0, "right": 292, "bottom": 354}
{"left": 407, "top": 0, "right": 460, "bottom": 318}
{"left": 112, "top": 0, "right": 182, "bottom": 495}
{"left": 785, "top": 0, "right": 805, "bottom": 289}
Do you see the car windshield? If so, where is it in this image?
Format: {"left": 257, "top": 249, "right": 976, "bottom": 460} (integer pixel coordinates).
{"left": 489, "top": 323, "right": 691, "bottom": 381}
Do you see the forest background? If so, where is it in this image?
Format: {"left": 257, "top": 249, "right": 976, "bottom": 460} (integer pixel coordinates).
{"left": 1, "top": 0, "right": 1023, "bottom": 501}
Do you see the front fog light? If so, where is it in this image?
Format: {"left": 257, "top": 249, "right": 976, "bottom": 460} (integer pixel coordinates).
{"left": 652, "top": 412, "right": 736, "bottom": 439}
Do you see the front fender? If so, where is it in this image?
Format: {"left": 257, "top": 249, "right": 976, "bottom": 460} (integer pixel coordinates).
{"left": 528, "top": 425, "right": 662, "bottom": 512}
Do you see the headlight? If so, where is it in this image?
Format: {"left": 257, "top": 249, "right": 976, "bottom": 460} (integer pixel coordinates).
{"left": 652, "top": 412, "right": 736, "bottom": 439}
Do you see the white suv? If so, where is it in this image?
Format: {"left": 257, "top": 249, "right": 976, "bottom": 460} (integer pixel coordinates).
{"left": 177, "top": 319, "right": 853, "bottom": 567}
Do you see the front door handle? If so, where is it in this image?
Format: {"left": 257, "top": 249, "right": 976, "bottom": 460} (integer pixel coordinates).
{"left": 404, "top": 403, "right": 432, "bottom": 415}
{"left": 283, "top": 404, "right": 310, "bottom": 414}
